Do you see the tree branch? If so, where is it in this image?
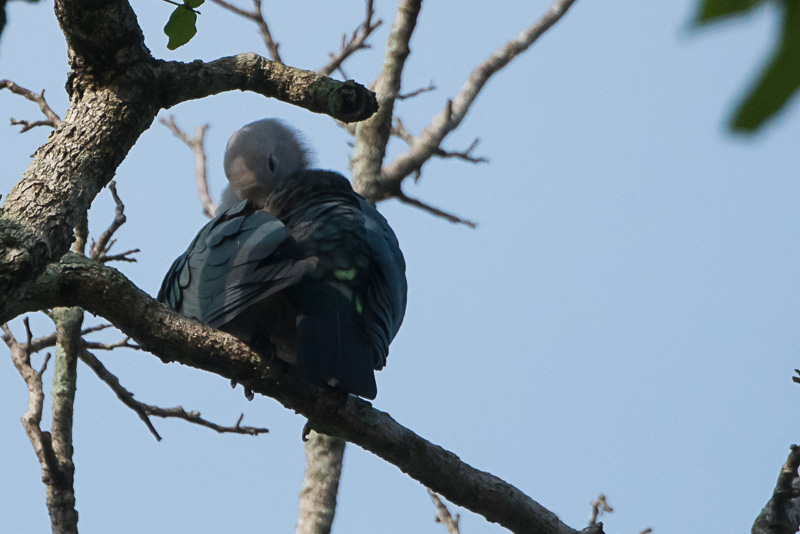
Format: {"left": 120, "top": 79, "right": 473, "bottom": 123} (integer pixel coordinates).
{"left": 79, "top": 347, "right": 268, "bottom": 440}
{"left": 395, "top": 191, "right": 477, "bottom": 228}
{"left": 159, "top": 116, "right": 217, "bottom": 218}
{"left": 296, "top": 431, "right": 346, "bottom": 534}
{"left": 752, "top": 445, "right": 800, "bottom": 534}
{"left": 428, "top": 490, "right": 461, "bottom": 534}
{"left": 1, "top": 79, "right": 63, "bottom": 132}
{"left": 317, "top": 0, "right": 382, "bottom": 77}
{"left": 351, "top": 0, "right": 423, "bottom": 202}
{"left": 380, "top": 0, "right": 579, "bottom": 192}
{"left": 209, "top": 0, "right": 282, "bottom": 62}
{"left": 156, "top": 55, "right": 378, "bottom": 123}
{"left": 48, "top": 307, "right": 82, "bottom": 534}
{"left": 9, "top": 253, "right": 601, "bottom": 534}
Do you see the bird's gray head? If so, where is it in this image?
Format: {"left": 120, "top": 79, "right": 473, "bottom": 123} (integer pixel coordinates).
{"left": 221, "top": 119, "right": 311, "bottom": 210}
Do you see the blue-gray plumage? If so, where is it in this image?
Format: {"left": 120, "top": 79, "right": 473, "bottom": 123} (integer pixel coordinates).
{"left": 158, "top": 119, "right": 407, "bottom": 399}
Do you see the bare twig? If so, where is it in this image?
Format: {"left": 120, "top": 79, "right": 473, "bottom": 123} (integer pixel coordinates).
{"left": 398, "top": 81, "right": 436, "bottom": 100}
{"left": 435, "top": 138, "right": 488, "bottom": 164}
{"left": 83, "top": 336, "right": 140, "bottom": 351}
{"left": 640, "top": 529, "right": 653, "bottom": 534}
{"left": 1, "top": 80, "right": 62, "bottom": 132}
{"left": 159, "top": 116, "right": 216, "bottom": 218}
{"left": 396, "top": 190, "right": 477, "bottom": 228}
{"left": 79, "top": 348, "right": 268, "bottom": 441}
{"left": 209, "top": 0, "right": 282, "bottom": 62}
{"left": 99, "top": 248, "right": 140, "bottom": 263}
{"left": 2, "top": 322, "right": 60, "bottom": 488}
{"left": 428, "top": 490, "right": 461, "bottom": 534}
{"left": 318, "top": 0, "right": 383, "bottom": 77}
{"left": 589, "top": 494, "right": 613, "bottom": 526}
{"left": 90, "top": 181, "right": 128, "bottom": 261}
{"left": 380, "top": 0, "right": 579, "bottom": 190}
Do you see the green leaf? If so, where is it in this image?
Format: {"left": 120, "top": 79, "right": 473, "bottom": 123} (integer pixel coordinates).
{"left": 694, "top": 0, "right": 764, "bottom": 25}
{"left": 731, "top": 1, "right": 800, "bottom": 131}
{"left": 184, "top": 0, "right": 204, "bottom": 10}
{"left": 164, "top": 5, "right": 197, "bottom": 50}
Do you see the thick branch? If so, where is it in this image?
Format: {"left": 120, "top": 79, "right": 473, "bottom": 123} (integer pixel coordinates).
{"left": 752, "top": 445, "right": 800, "bottom": 534}
{"left": 48, "top": 307, "right": 82, "bottom": 534}
{"left": 296, "top": 431, "right": 346, "bottom": 534}
{"left": 351, "top": 0, "right": 423, "bottom": 202}
{"left": 156, "top": 55, "right": 378, "bottom": 123}
{"left": 11, "top": 254, "right": 600, "bottom": 534}
{"left": 380, "top": 0, "right": 578, "bottom": 191}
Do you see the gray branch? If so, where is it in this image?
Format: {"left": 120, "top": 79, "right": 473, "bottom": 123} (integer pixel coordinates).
{"left": 9, "top": 254, "right": 602, "bottom": 534}
{"left": 159, "top": 116, "right": 217, "bottom": 218}
{"left": 156, "top": 55, "right": 378, "bottom": 123}
{"left": 1, "top": 79, "right": 62, "bottom": 132}
{"left": 317, "top": 0, "right": 382, "bottom": 77}
{"left": 296, "top": 431, "right": 346, "bottom": 534}
{"left": 351, "top": 0, "right": 423, "bottom": 203}
{"left": 380, "top": 0, "right": 579, "bottom": 194}
{"left": 80, "top": 347, "right": 268, "bottom": 441}
{"left": 209, "top": 0, "right": 282, "bottom": 63}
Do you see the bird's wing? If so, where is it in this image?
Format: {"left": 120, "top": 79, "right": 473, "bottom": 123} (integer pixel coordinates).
{"left": 358, "top": 197, "right": 408, "bottom": 369}
{"left": 158, "top": 201, "right": 316, "bottom": 328}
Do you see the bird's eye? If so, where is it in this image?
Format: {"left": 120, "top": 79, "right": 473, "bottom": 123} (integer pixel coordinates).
{"left": 268, "top": 154, "right": 276, "bottom": 173}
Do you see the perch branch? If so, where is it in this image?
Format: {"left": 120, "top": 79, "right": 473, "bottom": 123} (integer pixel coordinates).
{"left": 10, "top": 254, "right": 602, "bottom": 534}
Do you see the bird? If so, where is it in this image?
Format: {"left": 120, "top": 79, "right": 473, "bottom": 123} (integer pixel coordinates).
{"left": 158, "top": 119, "right": 407, "bottom": 400}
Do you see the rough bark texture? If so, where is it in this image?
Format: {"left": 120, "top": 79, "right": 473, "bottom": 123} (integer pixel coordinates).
{"left": 0, "top": 0, "right": 376, "bottom": 323}
{"left": 752, "top": 445, "right": 800, "bottom": 534}
{"left": 296, "top": 431, "right": 347, "bottom": 534}
{"left": 8, "top": 254, "right": 601, "bottom": 534}
{"left": 48, "top": 307, "right": 83, "bottom": 534}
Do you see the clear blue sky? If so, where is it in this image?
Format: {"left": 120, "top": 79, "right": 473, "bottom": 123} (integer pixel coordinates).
{"left": 2, "top": 1, "right": 799, "bottom": 533}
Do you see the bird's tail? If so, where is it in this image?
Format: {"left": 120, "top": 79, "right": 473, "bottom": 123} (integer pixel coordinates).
{"left": 293, "top": 284, "right": 377, "bottom": 399}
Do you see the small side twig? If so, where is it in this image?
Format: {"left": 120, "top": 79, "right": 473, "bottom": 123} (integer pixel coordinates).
{"left": 209, "top": 0, "right": 282, "bottom": 62}
{"left": 1, "top": 80, "right": 62, "bottom": 132}
{"left": 589, "top": 494, "right": 613, "bottom": 526}
{"left": 159, "top": 115, "right": 216, "bottom": 218}
{"left": 428, "top": 490, "right": 461, "bottom": 534}
{"left": 90, "top": 181, "right": 132, "bottom": 261}
{"left": 83, "top": 336, "right": 140, "bottom": 351}
{"left": 395, "top": 190, "right": 477, "bottom": 228}
{"left": 79, "top": 348, "right": 268, "bottom": 441}
{"left": 398, "top": 81, "right": 436, "bottom": 100}
{"left": 380, "top": 0, "right": 579, "bottom": 191}
{"left": 318, "top": 0, "right": 382, "bottom": 77}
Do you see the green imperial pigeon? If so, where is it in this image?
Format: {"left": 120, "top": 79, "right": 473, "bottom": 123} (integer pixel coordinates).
{"left": 158, "top": 119, "right": 407, "bottom": 399}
